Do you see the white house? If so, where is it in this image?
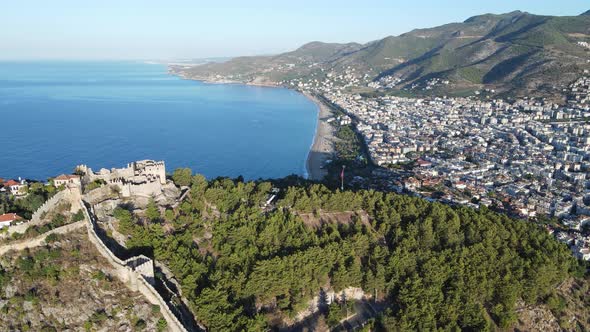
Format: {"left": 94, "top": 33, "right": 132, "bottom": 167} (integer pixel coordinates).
{"left": 54, "top": 174, "right": 81, "bottom": 188}
{"left": 3, "top": 179, "right": 26, "bottom": 196}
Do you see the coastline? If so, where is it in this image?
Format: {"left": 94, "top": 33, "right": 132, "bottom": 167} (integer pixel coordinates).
{"left": 168, "top": 69, "right": 334, "bottom": 180}
{"left": 303, "top": 92, "right": 336, "bottom": 181}
{"left": 169, "top": 71, "right": 280, "bottom": 88}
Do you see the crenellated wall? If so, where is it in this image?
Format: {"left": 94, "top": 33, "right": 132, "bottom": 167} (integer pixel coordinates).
{"left": 2, "top": 186, "right": 82, "bottom": 238}
{"left": 78, "top": 160, "right": 167, "bottom": 188}
{"left": 0, "top": 183, "right": 195, "bottom": 331}
{"left": 81, "top": 200, "right": 191, "bottom": 332}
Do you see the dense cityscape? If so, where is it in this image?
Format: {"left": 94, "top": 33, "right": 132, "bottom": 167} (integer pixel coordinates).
{"left": 279, "top": 70, "right": 590, "bottom": 262}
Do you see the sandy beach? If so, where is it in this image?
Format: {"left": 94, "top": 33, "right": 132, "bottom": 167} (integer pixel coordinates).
{"left": 170, "top": 68, "right": 333, "bottom": 180}
{"left": 305, "top": 93, "right": 336, "bottom": 180}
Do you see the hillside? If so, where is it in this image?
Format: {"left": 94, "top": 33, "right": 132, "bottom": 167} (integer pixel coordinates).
{"left": 104, "top": 171, "right": 589, "bottom": 331}
{"left": 170, "top": 41, "right": 364, "bottom": 85}
{"left": 379, "top": 11, "right": 590, "bottom": 98}
{"left": 1, "top": 169, "right": 589, "bottom": 331}
{"left": 171, "top": 10, "right": 590, "bottom": 99}
{"left": 0, "top": 229, "right": 167, "bottom": 331}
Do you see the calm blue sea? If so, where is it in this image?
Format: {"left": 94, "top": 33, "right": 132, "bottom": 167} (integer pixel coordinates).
{"left": 0, "top": 61, "right": 317, "bottom": 181}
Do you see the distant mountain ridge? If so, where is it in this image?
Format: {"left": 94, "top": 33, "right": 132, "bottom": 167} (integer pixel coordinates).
{"left": 172, "top": 10, "right": 590, "bottom": 99}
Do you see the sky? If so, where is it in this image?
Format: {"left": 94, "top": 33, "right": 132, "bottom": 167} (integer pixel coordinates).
{"left": 1, "top": 0, "right": 588, "bottom": 60}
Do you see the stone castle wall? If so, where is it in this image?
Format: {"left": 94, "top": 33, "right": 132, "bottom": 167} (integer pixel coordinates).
{"left": 0, "top": 220, "right": 86, "bottom": 255}
{"left": 125, "top": 181, "right": 163, "bottom": 198}
{"left": 84, "top": 185, "right": 119, "bottom": 205}
{"left": 81, "top": 200, "right": 190, "bottom": 332}
{"left": 140, "top": 162, "right": 166, "bottom": 185}
{"left": 0, "top": 165, "right": 193, "bottom": 331}
{"left": 78, "top": 160, "right": 166, "bottom": 187}
{"left": 2, "top": 186, "right": 82, "bottom": 238}
{"left": 79, "top": 160, "right": 167, "bottom": 199}
{"left": 0, "top": 203, "right": 190, "bottom": 331}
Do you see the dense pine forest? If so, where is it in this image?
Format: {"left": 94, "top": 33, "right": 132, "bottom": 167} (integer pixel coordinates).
{"left": 113, "top": 169, "right": 586, "bottom": 331}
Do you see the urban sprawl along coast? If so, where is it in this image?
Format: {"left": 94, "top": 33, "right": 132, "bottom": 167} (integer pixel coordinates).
{"left": 280, "top": 71, "right": 590, "bottom": 261}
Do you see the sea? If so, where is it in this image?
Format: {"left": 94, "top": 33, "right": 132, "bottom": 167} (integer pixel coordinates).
{"left": 0, "top": 61, "right": 317, "bottom": 181}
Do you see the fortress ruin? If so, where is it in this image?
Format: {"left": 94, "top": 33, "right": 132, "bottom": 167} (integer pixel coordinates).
{"left": 76, "top": 160, "right": 167, "bottom": 198}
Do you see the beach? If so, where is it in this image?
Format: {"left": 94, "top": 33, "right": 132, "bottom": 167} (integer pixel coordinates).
{"left": 305, "top": 93, "right": 336, "bottom": 180}
{"left": 168, "top": 67, "right": 330, "bottom": 180}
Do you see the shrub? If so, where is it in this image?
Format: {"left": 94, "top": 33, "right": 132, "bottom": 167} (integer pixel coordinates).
{"left": 151, "top": 305, "right": 160, "bottom": 314}
{"left": 72, "top": 210, "right": 85, "bottom": 222}
{"left": 134, "top": 319, "right": 146, "bottom": 330}
{"left": 18, "top": 256, "right": 35, "bottom": 273}
{"left": 172, "top": 168, "right": 193, "bottom": 187}
{"left": 45, "top": 233, "right": 59, "bottom": 243}
{"left": 24, "top": 288, "right": 38, "bottom": 302}
{"left": 51, "top": 214, "right": 66, "bottom": 228}
{"left": 157, "top": 318, "right": 167, "bottom": 332}
{"left": 85, "top": 180, "right": 105, "bottom": 192}
{"left": 89, "top": 310, "right": 108, "bottom": 324}
{"left": 92, "top": 270, "right": 107, "bottom": 281}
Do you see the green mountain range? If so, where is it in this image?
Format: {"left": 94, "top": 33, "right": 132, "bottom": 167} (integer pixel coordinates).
{"left": 172, "top": 10, "right": 590, "bottom": 99}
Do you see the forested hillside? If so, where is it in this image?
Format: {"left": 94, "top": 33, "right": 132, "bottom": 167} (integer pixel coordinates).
{"left": 111, "top": 170, "right": 588, "bottom": 331}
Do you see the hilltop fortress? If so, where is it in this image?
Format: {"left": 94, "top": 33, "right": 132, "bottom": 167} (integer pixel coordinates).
{"left": 76, "top": 160, "right": 167, "bottom": 198}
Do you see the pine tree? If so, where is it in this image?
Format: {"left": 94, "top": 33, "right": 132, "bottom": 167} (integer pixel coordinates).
{"left": 145, "top": 198, "right": 160, "bottom": 223}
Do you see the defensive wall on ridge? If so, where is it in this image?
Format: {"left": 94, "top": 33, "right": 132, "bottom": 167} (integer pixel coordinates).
{"left": 0, "top": 186, "right": 194, "bottom": 331}
{"left": 0, "top": 220, "right": 86, "bottom": 255}
{"left": 0, "top": 160, "right": 198, "bottom": 331}
{"left": 1, "top": 187, "right": 82, "bottom": 238}
{"left": 81, "top": 200, "right": 193, "bottom": 332}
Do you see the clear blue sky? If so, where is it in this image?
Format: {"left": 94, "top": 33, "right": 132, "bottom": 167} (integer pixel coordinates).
{"left": 1, "top": 0, "right": 588, "bottom": 60}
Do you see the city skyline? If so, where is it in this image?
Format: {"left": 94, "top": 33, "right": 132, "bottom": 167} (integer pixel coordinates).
{"left": 1, "top": 0, "right": 588, "bottom": 60}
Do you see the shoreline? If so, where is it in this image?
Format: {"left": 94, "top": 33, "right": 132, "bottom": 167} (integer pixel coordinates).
{"left": 168, "top": 71, "right": 280, "bottom": 88}
{"left": 303, "top": 92, "right": 336, "bottom": 181}
{"left": 168, "top": 70, "right": 334, "bottom": 180}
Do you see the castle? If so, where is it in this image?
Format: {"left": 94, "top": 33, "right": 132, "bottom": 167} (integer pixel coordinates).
{"left": 76, "top": 160, "right": 167, "bottom": 198}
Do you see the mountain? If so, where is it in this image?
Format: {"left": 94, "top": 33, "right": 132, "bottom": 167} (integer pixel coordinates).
{"left": 283, "top": 41, "right": 363, "bottom": 62}
{"left": 581, "top": 10, "right": 590, "bottom": 16}
{"left": 172, "top": 11, "right": 590, "bottom": 99}
{"left": 376, "top": 11, "right": 590, "bottom": 97}
{"left": 170, "top": 41, "right": 364, "bottom": 85}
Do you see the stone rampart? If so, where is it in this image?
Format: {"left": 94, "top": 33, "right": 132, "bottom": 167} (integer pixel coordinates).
{"left": 127, "top": 181, "right": 163, "bottom": 198}
{"left": 81, "top": 200, "right": 190, "bottom": 332}
{"left": 79, "top": 160, "right": 166, "bottom": 187}
{"left": 84, "top": 185, "right": 119, "bottom": 205}
{"left": 2, "top": 187, "right": 81, "bottom": 238}
{"left": 0, "top": 220, "right": 86, "bottom": 255}
{"left": 0, "top": 188, "right": 191, "bottom": 331}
